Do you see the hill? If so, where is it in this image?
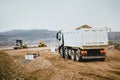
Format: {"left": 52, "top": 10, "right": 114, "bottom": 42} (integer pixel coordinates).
{"left": 0, "top": 29, "right": 57, "bottom": 46}
{"left": 108, "top": 32, "right": 120, "bottom": 44}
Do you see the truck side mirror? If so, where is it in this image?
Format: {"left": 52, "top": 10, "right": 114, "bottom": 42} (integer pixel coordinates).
{"left": 56, "top": 32, "right": 61, "bottom": 40}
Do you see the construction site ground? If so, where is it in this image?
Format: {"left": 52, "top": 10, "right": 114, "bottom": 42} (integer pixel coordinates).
{"left": 0, "top": 47, "right": 120, "bottom": 80}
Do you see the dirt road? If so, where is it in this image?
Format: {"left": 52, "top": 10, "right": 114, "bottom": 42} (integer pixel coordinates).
{"left": 1, "top": 47, "right": 120, "bottom": 80}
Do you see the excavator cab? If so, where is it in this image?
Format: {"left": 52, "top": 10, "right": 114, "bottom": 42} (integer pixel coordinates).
{"left": 15, "top": 40, "right": 22, "bottom": 46}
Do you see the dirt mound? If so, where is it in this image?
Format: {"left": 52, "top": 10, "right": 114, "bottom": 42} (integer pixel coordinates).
{"left": 24, "top": 56, "right": 53, "bottom": 80}
{"left": 25, "top": 67, "right": 57, "bottom": 80}
{"left": 0, "top": 51, "right": 26, "bottom": 80}
{"left": 25, "top": 57, "right": 52, "bottom": 73}
{"left": 2, "top": 48, "right": 120, "bottom": 80}
{"left": 75, "top": 24, "right": 92, "bottom": 30}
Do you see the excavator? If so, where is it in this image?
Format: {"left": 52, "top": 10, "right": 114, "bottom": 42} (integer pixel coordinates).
{"left": 13, "top": 39, "right": 27, "bottom": 49}
{"left": 38, "top": 40, "right": 47, "bottom": 47}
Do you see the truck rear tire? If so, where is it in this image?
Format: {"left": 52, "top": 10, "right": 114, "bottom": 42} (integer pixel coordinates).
{"left": 76, "top": 49, "right": 81, "bottom": 62}
{"left": 64, "top": 48, "right": 69, "bottom": 59}
{"left": 68, "top": 49, "right": 72, "bottom": 59}
{"left": 71, "top": 50, "right": 76, "bottom": 61}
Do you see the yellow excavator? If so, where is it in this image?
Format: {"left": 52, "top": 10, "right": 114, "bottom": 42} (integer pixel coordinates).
{"left": 38, "top": 40, "right": 47, "bottom": 47}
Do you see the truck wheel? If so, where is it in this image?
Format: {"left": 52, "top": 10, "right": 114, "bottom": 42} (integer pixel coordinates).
{"left": 58, "top": 46, "right": 61, "bottom": 54}
{"left": 76, "top": 49, "right": 81, "bottom": 62}
{"left": 14, "top": 47, "right": 17, "bottom": 50}
{"left": 64, "top": 48, "right": 69, "bottom": 59}
{"left": 68, "top": 49, "right": 72, "bottom": 59}
{"left": 60, "top": 46, "right": 65, "bottom": 58}
{"left": 71, "top": 50, "right": 76, "bottom": 61}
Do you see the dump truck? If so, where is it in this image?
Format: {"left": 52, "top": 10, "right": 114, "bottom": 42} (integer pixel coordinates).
{"left": 14, "top": 40, "right": 27, "bottom": 49}
{"left": 56, "top": 28, "right": 108, "bottom": 61}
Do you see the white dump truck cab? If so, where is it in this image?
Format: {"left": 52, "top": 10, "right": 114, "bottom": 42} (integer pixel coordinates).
{"left": 56, "top": 28, "right": 108, "bottom": 61}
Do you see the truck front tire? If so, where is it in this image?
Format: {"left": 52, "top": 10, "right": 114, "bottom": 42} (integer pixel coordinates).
{"left": 60, "top": 46, "right": 65, "bottom": 58}
{"left": 76, "top": 49, "right": 81, "bottom": 61}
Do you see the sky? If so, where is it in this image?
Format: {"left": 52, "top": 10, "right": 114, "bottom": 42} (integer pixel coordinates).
{"left": 0, "top": 0, "right": 120, "bottom": 32}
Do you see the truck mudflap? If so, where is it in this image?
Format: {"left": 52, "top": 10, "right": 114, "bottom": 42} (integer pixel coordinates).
{"left": 82, "top": 56, "right": 106, "bottom": 59}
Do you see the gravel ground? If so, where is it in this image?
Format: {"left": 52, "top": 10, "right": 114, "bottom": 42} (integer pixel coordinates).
{"left": 0, "top": 47, "right": 120, "bottom": 80}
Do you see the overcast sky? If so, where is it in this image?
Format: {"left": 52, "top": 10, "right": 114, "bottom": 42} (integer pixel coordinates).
{"left": 0, "top": 0, "right": 120, "bottom": 32}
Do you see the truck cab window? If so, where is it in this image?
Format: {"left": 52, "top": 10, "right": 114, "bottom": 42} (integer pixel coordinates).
{"left": 56, "top": 32, "right": 61, "bottom": 40}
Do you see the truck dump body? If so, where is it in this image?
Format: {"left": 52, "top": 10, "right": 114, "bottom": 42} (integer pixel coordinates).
{"left": 63, "top": 28, "right": 108, "bottom": 49}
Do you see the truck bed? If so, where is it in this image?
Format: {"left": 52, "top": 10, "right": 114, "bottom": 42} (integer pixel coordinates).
{"left": 63, "top": 28, "right": 108, "bottom": 49}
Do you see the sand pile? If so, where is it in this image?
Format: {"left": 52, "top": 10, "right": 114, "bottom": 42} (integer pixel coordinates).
{"left": 25, "top": 57, "right": 52, "bottom": 73}
{"left": 0, "top": 51, "right": 26, "bottom": 80}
